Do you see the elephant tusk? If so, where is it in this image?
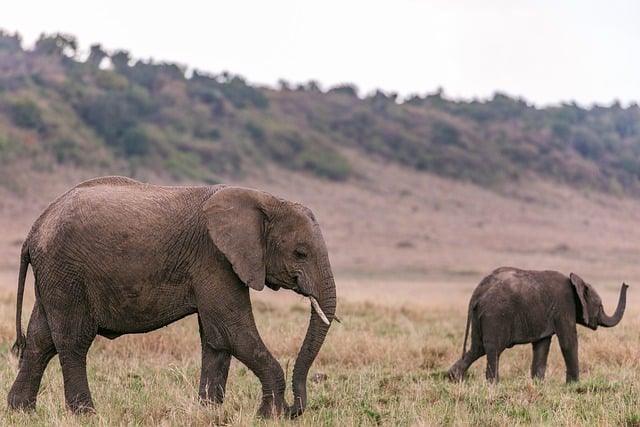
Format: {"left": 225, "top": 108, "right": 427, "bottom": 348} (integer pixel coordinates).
{"left": 310, "top": 296, "right": 330, "bottom": 325}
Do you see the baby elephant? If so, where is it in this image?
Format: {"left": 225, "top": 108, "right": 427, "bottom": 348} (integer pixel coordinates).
{"left": 448, "top": 267, "right": 628, "bottom": 383}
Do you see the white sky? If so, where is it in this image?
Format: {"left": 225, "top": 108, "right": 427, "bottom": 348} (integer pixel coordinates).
{"left": 1, "top": 0, "right": 639, "bottom": 107}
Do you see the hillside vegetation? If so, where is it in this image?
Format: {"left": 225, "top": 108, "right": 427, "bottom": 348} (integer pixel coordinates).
{"left": 1, "top": 30, "right": 640, "bottom": 195}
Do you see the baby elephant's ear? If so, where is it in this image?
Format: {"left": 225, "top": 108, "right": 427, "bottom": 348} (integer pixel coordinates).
{"left": 570, "top": 273, "right": 590, "bottom": 325}
{"left": 203, "top": 187, "right": 273, "bottom": 291}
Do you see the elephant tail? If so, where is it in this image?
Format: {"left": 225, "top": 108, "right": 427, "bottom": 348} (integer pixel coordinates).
{"left": 461, "top": 302, "right": 473, "bottom": 358}
{"left": 12, "top": 245, "right": 29, "bottom": 359}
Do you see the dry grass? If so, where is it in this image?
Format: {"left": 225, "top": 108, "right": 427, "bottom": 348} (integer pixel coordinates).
{"left": 1, "top": 275, "right": 639, "bottom": 426}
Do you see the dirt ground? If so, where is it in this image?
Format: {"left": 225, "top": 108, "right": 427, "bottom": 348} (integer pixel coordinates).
{"left": 1, "top": 154, "right": 639, "bottom": 311}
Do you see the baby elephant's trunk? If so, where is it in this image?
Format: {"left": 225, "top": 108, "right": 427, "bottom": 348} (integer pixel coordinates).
{"left": 598, "top": 283, "right": 628, "bottom": 327}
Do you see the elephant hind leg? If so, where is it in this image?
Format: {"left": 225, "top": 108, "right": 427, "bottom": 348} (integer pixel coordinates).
{"left": 58, "top": 351, "right": 97, "bottom": 414}
{"left": 531, "top": 337, "right": 552, "bottom": 380}
{"left": 484, "top": 346, "right": 503, "bottom": 382}
{"left": 47, "top": 299, "right": 98, "bottom": 413}
{"left": 447, "top": 346, "right": 485, "bottom": 382}
{"left": 448, "top": 316, "right": 485, "bottom": 382}
{"left": 8, "top": 301, "right": 57, "bottom": 411}
{"left": 482, "top": 316, "right": 507, "bottom": 382}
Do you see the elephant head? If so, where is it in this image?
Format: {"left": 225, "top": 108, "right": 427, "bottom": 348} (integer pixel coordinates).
{"left": 203, "top": 186, "right": 336, "bottom": 416}
{"left": 570, "top": 273, "right": 627, "bottom": 330}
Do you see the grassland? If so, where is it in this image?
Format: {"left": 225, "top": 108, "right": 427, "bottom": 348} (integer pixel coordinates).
{"left": 1, "top": 155, "right": 640, "bottom": 425}
{"left": 1, "top": 275, "right": 638, "bottom": 427}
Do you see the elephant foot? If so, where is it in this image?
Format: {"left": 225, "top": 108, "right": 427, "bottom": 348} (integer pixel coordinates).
{"left": 8, "top": 380, "right": 40, "bottom": 412}
{"left": 485, "top": 372, "right": 499, "bottom": 383}
{"left": 446, "top": 363, "right": 464, "bottom": 382}
{"left": 68, "top": 403, "right": 96, "bottom": 415}
{"left": 199, "top": 396, "right": 224, "bottom": 406}
{"left": 565, "top": 374, "right": 579, "bottom": 384}
{"left": 66, "top": 397, "right": 96, "bottom": 415}
{"left": 256, "top": 395, "right": 287, "bottom": 419}
{"left": 7, "top": 394, "right": 37, "bottom": 412}
{"left": 287, "top": 402, "right": 305, "bottom": 419}
{"left": 199, "top": 386, "right": 225, "bottom": 405}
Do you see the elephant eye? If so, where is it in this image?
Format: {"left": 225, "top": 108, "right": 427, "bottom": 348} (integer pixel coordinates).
{"left": 294, "top": 249, "right": 308, "bottom": 260}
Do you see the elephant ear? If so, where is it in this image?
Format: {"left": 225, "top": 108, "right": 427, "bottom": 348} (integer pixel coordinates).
{"left": 570, "top": 273, "right": 590, "bottom": 325}
{"left": 203, "top": 186, "right": 274, "bottom": 291}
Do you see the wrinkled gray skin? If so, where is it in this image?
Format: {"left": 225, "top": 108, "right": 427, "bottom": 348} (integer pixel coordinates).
{"left": 448, "top": 267, "right": 627, "bottom": 383}
{"left": 8, "top": 176, "right": 337, "bottom": 418}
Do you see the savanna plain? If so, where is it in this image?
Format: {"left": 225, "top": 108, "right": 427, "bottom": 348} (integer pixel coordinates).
{"left": 1, "top": 157, "right": 640, "bottom": 426}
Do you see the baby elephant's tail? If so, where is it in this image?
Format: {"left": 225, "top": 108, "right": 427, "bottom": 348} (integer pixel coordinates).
{"left": 461, "top": 302, "right": 473, "bottom": 359}
{"left": 447, "top": 301, "right": 475, "bottom": 382}
{"left": 12, "top": 245, "right": 30, "bottom": 360}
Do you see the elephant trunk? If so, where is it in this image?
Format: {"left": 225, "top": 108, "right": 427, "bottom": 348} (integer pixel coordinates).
{"left": 289, "top": 271, "right": 336, "bottom": 418}
{"left": 598, "top": 283, "right": 628, "bottom": 327}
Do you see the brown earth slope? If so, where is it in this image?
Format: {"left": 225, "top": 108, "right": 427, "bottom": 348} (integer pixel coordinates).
{"left": 1, "top": 154, "right": 639, "bottom": 309}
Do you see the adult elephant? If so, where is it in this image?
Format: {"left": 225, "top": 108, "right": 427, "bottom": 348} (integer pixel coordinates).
{"left": 8, "top": 176, "right": 337, "bottom": 418}
{"left": 447, "top": 267, "right": 627, "bottom": 383}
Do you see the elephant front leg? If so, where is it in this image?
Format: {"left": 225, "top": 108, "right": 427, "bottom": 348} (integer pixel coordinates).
{"left": 198, "top": 288, "right": 287, "bottom": 418}
{"left": 231, "top": 334, "right": 287, "bottom": 418}
{"left": 199, "top": 344, "right": 231, "bottom": 404}
{"left": 8, "top": 302, "right": 57, "bottom": 411}
{"left": 254, "top": 360, "right": 287, "bottom": 418}
{"left": 556, "top": 327, "right": 580, "bottom": 383}
{"left": 530, "top": 337, "right": 552, "bottom": 380}
{"left": 198, "top": 315, "right": 232, "bottom": 404}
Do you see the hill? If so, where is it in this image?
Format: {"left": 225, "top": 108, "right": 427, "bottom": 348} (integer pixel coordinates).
{"left": 1, "top": 30, "right": 640, "bottom": 196}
